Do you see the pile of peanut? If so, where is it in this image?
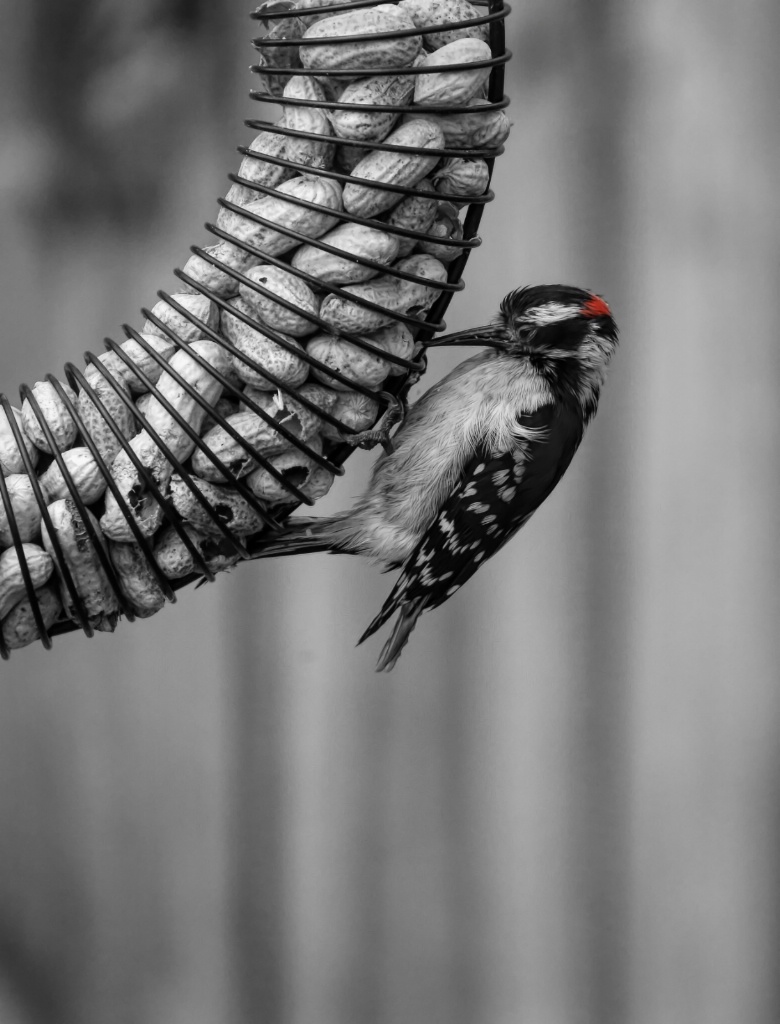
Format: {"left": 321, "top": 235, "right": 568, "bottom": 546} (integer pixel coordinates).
{"left": 0, "top": 0, "right": 509, "bottom": 651}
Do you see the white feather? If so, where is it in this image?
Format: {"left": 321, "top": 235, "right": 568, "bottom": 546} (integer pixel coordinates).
{"left": 335, "top": 351, "right": 554, "bottom": 565}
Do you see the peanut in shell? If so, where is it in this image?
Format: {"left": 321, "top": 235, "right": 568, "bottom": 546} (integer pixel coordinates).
{"left": 397, "top": 0, "right": 489, "bottom": 49}
{"left": 321, "top": 391, "right": 381, "bottom": 440}
{"left": 21, "top": 380, "right": 78, "bottom": 455}
{"left": 179, "top": 243, "right": 242, "bottom": 300}
{"left": 407, "top": 99, "right": 511, "bottom": 148}
{"left": 142, "top": 292, "right": 219, "bottom": 344}
{"left": 327, "top": 74, "right": 415, "bottom": 143}
{"left": 291, "top": 222, "right": 400, "bottom": 284}
{"left": 0, "top": 406, "right": 39, "bottom": 476}
{"left": 99, "top": 340, "right": 231, "bottom": 542}
{"left": 1, "top": 585, "right": 61, "bottom": 650}
{"left": 222, "top": 300, "right": 309, "bottom": 390}
{"left": 142, "top": 339, "right": 230, "bottom": 463}
{"left": 300, "top": 6, "right": 422, "bottom": 72}
{"left": 153, "top": 523, "right": 241, "bottom": 579}
{"left": 281, "top": 76, "right": 335, "bottom": 169}
{"left": 0, "top": 474, "right": 43, "bottom": 547}
{"left": 238, "top": 265, "right": 320, "bottom": 337}
{"left": 109, "top": 541, "right": 166, "bottom": 618}
{"left": 432, "top": 156, "right": 490, "bottom": 201}
{"left": 42, "top": 498, "right": 119, "bottom": 632}
{"left": 342, "top": 120, "right": 445, "bottom": 218}
{"left": 216, "top": 130, "right": 296, "bottom": 229}
{"left": 190, "top": 410, "right": 297, "bottom": 483}
{"left": 216, "top": 175, "right": 343, "bottom": 269}
{"left": 318, "top": 253, "right": 448, "bottom": 333}
{"left": 0, "top": 543, "right": 54, "bottom": 619}
{"left": 245, "top": 440, "right": 333, "bottom": 505}
{"left": 307, "top": 333, "right": 393, "bottom": 391}
{"left": 386, "top": 178, "right": 439, "bottom": 256}
{"left": 170, "top": 474, "right": 267, "bottom": 539}
{"left": 416, "top": 202, "right": 464, "bottom": 262}
{"left": 38, "top": 447, "right": 107, "bottom": 506}
{"left": 241, "top": 383, "right": 337, "bottom": 436}
{"left": 413, "top": 39, "right": 493, "bottom": 107}
{"left": 76, "top": 372, "right": 136, "bottom": 464}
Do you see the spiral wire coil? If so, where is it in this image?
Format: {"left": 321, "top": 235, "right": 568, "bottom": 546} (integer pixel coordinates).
{"left": 0, "top": 0, "right": 510, "bottom": 656}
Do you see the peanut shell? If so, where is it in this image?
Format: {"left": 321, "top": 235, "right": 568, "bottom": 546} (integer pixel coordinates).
{"left": 179, "top": 243, "right": 242, "bottom": 300}
{"left": 108, "top": 541, "right": 166, "bottom": 618}
{"left": 142, "top": 293, "right": 219, "bottom": 343}
{"left": 300, "top": 7, "right": 422, "bottom": 72}
{"left": 77, "top": 373, "right": 136, "bottom": 464}
{"left": 413, "top": 39, "right": 492, "bottom": 106}
{"left": 153, "top": 523, "right": 241, "bottom": 579}
{"left": 0, "top": 474, "right": 43, "bottom": 546}
{"left": 99, "top": 430, "right": 172, "bottom": 542}
{"left": 190, "top": 410, "right": 297, "bottom": 483}
{"left": 370, "top": 321, "right": 415, "bottom": 371}
{"left": 42, "top": 498, "right": 119, "bottom": 632}
{"left": 321, "top": 391, "right": 381, "bottom": 440}
{"left": 432, "top": 156, "right": 490, "bottom": 201}
{"left": 253, "top": 3, "right": 304, "bottom": 96}
{"left": 21, "top": 380, "right": 78, "bottom": 455}
{"left": 342, "top": 120, "right": 445, "bottom": 218}
{"left": 0, "top": 406, "right": 39, "bottom": 476}
{"left": 294, "top": 0, "right": 341, "bottom": 27}
{"left": 222, "top": 299, "right": 309, "bottom": 390}
{"left": 38, "top": 447, "right": 108, "bottom": 505}
{"left": 386, "top": 178, "right": 439, "bottom": 256}
{"left": 1, "top": 585, "right": 61, "bottom": 650}
{"left": 216, "top": 130, "right": 296, "bottom": 230}
{"left": 416, "top": 203, "right": 464, "bottom": 262}
{"left": 100, "top": 341, "right": 230, "bottom": 542}
{"left": 214, "top": 175, "right": 343, "bottom": 273}
{"left": 0, "top": 543, "right": 54, "bottom": 619}
{"left": 238, "top": 266, "right": 320, "bottom": 337}
{"left": 307, "top": 333, "right": 392, "bottom": 391}
{"left": 245, "top": 440, "right": 333, "bottom": 505}
{"left": 142, "top": 339, "right": 230, "bottom": 462}
{"left": 291, "top": 222, "right": 400, "bottom": 284}
{"left": 241, "top": 383, "right": 337, "bottom": 434}
{"left": 281, "top": 76, "right": 335, "bottom": 169}
{"left": 398, "top": 0, "right": 489, "bottom": 49}
{"left": 327, "top": 74, "right": 415, "bottom": 143}
{"left": 407, "top": 99, "right": 511, "bottom": 148}
{"left": 170, "top": 474, "right": 267, "bottom": 538}
{"left": 318, "top": 253, "right": 448, "bottom": 333}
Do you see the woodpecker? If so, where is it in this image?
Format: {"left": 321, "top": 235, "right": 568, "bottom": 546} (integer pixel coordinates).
{"left": 253, "top": 285, "right": 618, "bottom": 670}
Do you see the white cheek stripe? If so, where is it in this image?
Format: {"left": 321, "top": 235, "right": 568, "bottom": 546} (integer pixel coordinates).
{"left": 522, "top": 302, "right": 580, "bottom": 326}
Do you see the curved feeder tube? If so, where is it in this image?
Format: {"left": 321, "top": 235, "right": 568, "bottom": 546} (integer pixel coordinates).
{"left": 0, "top": 0, "right": 510, "bottom": 654}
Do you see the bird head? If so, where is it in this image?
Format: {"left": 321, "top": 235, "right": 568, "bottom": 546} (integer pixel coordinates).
{"left": 430, "top": 284, "right": 618, "bottom": 367}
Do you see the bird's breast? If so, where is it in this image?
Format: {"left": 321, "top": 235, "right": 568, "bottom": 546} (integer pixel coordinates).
{"left": 354, "top": 354, "right": 555, "bottom": 564}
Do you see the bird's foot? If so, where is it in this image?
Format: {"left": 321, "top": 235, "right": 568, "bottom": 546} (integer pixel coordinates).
{"left": 346, "top": 392, "right": 406, "bottom": 454}
{"left": 345, "top": 356, "right": 426, "bottom": 453}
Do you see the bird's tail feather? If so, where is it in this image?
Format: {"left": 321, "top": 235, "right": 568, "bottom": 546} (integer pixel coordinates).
{"left": 359, "top": 598, "right": 425, "bottom": 672}
{"left": 248, "top": 516, "right": 341, "bottom": 559}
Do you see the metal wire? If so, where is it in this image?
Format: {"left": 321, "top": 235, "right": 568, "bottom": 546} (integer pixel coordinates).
{"left": 0, "top": 0, "right": 510, "bottom": 653}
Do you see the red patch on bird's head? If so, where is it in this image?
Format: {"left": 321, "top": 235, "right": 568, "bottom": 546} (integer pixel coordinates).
{"left": 581, "top": 294, "right": 611, "bottom": 319}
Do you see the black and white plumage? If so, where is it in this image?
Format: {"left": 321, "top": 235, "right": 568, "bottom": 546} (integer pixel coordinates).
{"left": 253, "top": 285, "right": 618, "bottom": 670}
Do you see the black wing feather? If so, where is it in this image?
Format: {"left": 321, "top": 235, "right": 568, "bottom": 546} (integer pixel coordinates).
{"left": 360, "top": 402, "right": 586, "bottom": 647}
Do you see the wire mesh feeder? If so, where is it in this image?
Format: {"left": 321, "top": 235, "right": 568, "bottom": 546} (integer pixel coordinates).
{"left": 0, "top": 0, "right": 511, "bottom": 657}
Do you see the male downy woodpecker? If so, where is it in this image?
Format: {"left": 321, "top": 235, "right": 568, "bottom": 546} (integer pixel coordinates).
{"left": 255, "top": 285, "right": 618, "bottom": 671}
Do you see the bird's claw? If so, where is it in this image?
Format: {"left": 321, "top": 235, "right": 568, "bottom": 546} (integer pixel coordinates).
{"left": 346, "top": 392, "right": 406, "bottom": 454}
{"left": 345, "top": 357, "right": 426, "bottom": 453}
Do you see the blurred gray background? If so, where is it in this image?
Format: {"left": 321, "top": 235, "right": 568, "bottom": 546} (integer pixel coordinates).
{"left": 0, "top": 1, "right": 779, "bottom": 1022}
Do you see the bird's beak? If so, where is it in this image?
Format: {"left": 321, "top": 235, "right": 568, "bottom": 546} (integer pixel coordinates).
{"left": 425, "top": 323, "right": 511, "bottom": 350}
